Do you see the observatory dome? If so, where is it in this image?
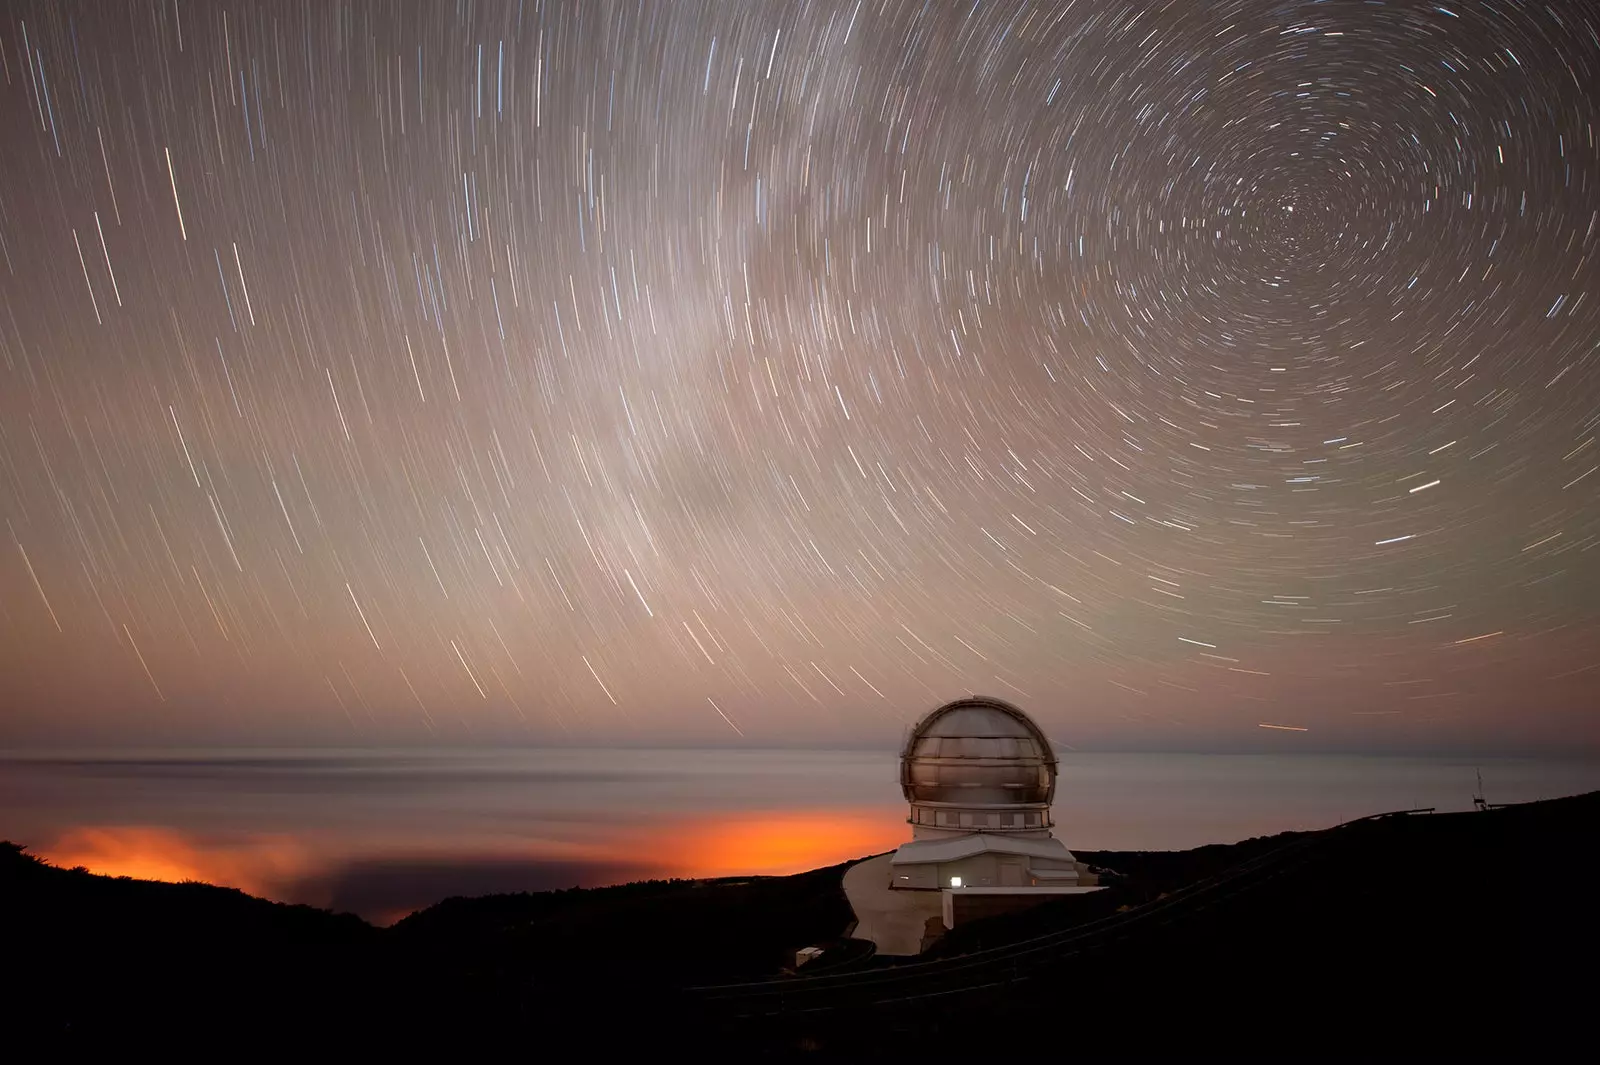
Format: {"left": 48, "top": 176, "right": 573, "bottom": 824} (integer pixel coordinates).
{"left": 900, "top": 696, "right": 1057, "bottom": 834}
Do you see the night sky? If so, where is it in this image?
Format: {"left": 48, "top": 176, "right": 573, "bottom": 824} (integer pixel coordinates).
{"left": 1, "top": 0, "right": 1596, "bottom": 751}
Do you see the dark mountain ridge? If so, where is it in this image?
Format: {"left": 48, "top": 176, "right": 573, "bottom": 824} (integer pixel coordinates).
{"left": 4, "top": 791, "right": 1595, "bottom": 1056}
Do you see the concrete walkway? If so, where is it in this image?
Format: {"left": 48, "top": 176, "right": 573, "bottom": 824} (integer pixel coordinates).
{"left": 843, "top": 853, "right": 944, "bottom": 956}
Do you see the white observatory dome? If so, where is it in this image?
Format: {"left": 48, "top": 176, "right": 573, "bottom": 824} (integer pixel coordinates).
{"left": 900, "top": 696, "right": 1057, "bottom": 836}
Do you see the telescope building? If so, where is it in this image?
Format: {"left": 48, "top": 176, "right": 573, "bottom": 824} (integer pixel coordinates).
{"left": 844, "top": 696, "right": 1100, "bottom": 954}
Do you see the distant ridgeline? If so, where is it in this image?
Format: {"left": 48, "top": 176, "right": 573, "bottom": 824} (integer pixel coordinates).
{"left": 4, "top": 791, "right": 1596, "bottom": 1056}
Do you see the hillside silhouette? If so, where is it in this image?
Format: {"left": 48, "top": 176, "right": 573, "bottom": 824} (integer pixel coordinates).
{"left": 4, "top": 791, "right": 1595, "bottom": 1056}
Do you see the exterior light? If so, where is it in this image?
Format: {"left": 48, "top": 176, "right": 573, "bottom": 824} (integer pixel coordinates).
{"left": 950, "top": 876, "right": 962, "bottom": 888}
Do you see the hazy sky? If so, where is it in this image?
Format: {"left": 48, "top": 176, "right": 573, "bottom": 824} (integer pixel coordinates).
{"left": 1, "top": 1, "right": 1596, "bottom": 752}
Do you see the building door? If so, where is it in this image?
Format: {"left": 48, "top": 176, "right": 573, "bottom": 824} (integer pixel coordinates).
{"left": 1000, "top": 862, "right": 1024, "bottom": 887}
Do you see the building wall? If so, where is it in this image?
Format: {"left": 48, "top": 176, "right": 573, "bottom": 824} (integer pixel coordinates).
{"left": 890, "top": 863, "right": 939, "bottom": 890}
{"left": 944, "top": 890, "right": 1085, "bottom": 928}
{"left": 940, "top": 853, "right": 1003, "bottom": 887}
{"left": 893, "top": 853, "right": 1088, "bottom": 891}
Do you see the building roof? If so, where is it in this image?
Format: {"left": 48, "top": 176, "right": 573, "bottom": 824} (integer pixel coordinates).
{"left": 889, "top": 832, "right": 1076, "bottom": 866}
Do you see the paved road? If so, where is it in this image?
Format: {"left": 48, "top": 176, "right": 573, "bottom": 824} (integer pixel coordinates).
{"left": 840, "top": 853, "right": 941, "bottom": 956}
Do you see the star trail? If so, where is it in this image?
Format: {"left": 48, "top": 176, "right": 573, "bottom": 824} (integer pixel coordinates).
{"left": 1, "top": 0, "right": 1596, "bottom": 750}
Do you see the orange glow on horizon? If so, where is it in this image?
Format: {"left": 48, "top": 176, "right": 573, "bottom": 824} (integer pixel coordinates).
{"left": 43, "top": 825, "right": 313, "bottom": 898}
{"left": 35, "top": 809, "right": 911, "bottom": 918}
{"left": 660, "top": 809, "right": 905, "bottom": 878}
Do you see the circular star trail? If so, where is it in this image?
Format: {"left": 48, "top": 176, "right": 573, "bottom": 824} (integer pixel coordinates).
{"left": 1, "top": 1, "right": 1596, "bottom": 749}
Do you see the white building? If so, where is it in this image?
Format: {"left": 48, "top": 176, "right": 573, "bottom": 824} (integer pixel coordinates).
{"left": 844, "top": 696, "right": 1099, "bottom": 954}
{"left": 890, "top": 695, "right": 1094, "bottom": 891}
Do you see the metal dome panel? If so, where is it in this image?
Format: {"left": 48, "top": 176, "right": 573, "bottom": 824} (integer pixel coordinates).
{"left": 900, "top": 696, "right": 1057, "bottom": 809}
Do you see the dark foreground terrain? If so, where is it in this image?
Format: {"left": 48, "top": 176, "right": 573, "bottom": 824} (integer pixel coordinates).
{"left": 4, "top": 792, "right": 1595, "bottom": 1057}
